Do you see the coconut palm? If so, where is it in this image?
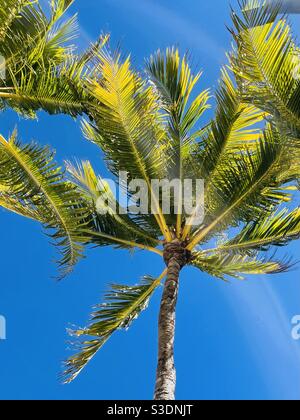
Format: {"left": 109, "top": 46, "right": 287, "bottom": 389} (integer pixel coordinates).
{"left": 0, "top": 0, "right": 299, "bottom": 401}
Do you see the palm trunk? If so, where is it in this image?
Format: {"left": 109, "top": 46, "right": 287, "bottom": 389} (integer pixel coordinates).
{"left": 154, "top": 239, "right": 188, "bottom": 400}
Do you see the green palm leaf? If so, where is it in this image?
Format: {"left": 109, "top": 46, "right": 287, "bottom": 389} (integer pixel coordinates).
{"left": 83, "top": 52, "right": 166, "bottom": 181}
{"left": 202, "top": 207, "right": 300, "bottom": 255}
{"left": 199, "top": 69, "right": 264, "bottom": 177}
{"left": 188, "top": 127, "right": 295, "bottom": 249}
{"left": 230, "top": 1, "right": 300, "bottom": 131}
{"left": 182, "top": 69, "right": 265, "bottom": 239}
{"left": 63, "top": 270, "right": 166, "bottom": 383}
{"left": 0, "top": 185, "right": 42, "bottom": 221}
{"left": 82, "top": 49, "right": 172, "bottom": 240}
{"left": 4, "top": 57, "right": 89, "bottom": 117}
{"left": 146, "top": 48, "right": 210, "bottom": 234}
{"left": 0, "top": 0, "right": 108, "bottom": 118}
{"left": 146, "top": 48, "right": 210, "bottom": 139}
{"left": 66, "top": 160, "right": 162, "bottom": 250}
{"left": 191, "top": 251, "right": 291, "bottom": 280}
{"left": 0, "top": 0, "right": 30, "bottom": 42}
{"left": 0, "top": 132, "right": 89, "bottom": 277}
{"left": 0, "top": 0, "right": 75, "bottom": 65}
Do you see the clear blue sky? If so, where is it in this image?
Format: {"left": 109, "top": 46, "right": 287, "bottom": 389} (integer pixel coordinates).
{"left": 0, "top": 0, "right": 300, "bottom": 400}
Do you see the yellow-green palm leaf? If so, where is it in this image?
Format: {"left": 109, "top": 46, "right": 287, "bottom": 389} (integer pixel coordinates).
{"left": 0, "top": 132, "right": 89, "bottom": 277}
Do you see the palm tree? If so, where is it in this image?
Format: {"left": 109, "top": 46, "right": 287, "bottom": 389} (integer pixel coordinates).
{"left": 0, "top": 0, "right": 299, "bottom": 400}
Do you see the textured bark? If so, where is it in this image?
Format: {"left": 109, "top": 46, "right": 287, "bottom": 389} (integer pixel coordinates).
{"left": 154, "top": 239, "right": 189, "bottom": 400}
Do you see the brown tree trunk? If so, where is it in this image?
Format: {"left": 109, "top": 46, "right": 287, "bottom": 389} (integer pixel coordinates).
{"left": 154, "top": 239, "right": 189, "bottom": 400}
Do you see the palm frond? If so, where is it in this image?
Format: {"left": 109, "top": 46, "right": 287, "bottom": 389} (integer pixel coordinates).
{"left": 0, "top": 35, "right": 109, "bottom": 118}
{"left": 183, "top": 68, "right": 265, "bottom": 238}
{"left": 83, "top": 51, "right": 166, "bottom": 181}
{"left": 202, "top": 207, "right": 300, "bottom": 255}
{"left": 0, "top": 0, "right": 75, "bottom": 65}
{"left": 0, "top": 0, "right": 30, "bottom": 42}
{"left": 0, "top": 132, "right": 89, "bottom": 277}
{"left": 0, "top": 189, "right": 42, "bottom": 221}
{"left": 146, "top": 48, "right": 210, "bottom": 234}
{"left": 230, "top": 1, "right": 300, "bottom": 132}
{"left": 82, "top": 49, "right": 172, "bottom": 240}
{"left": 146, "top": 48, "right": 210, "bottom": 139}
{"left": 66, "top": 160, "right": 162, "bottom": 249}
{"left": 187, "top": 126, "right": 295, "bottom": 250}
{"left": 3, "top": 58, "right": 90, "bottom": 117}
{"left": 0, "top": 0, "right": 108, "bottom": 118}
{"left": 63, "top": 270, "right": 167, "bottom": 383}
{"left": 199, "top": 69, "right": 264, "bottom": 176}
{"left": 191, "top": 251, "right": 291, "bottom": 280}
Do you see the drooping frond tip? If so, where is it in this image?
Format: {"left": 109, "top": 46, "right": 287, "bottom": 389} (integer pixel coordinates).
{"left": 62, "top": 271, "right": 166, "bottom": 383}
{"left": 191, "top": 251, "right": 293, "bottom": 281}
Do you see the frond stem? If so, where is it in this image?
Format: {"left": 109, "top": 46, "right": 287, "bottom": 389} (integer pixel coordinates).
{"left": 81, "top": 229, "right": 163, "bottom": 256}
